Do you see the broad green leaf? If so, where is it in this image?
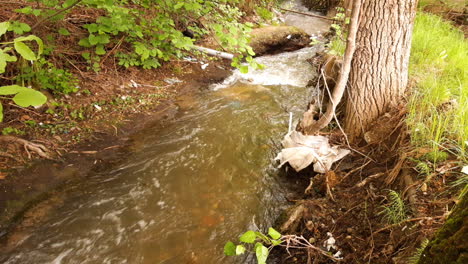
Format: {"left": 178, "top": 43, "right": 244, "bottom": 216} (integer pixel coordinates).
{"left": 0, "top": 85, "right": 28, "bottom": 95}
{"left": 239, "top": 230, "right": 256, "bottom": 244}
{"left": 12, "top": 89, "right": 47, "bottom": 107}
{"left": 255, "top": 244, "right": 269, "bottom": 264}
{"left": 224, "top": 241, "right": 236, "bottom": 256}
{"left": 15, "top": 35, "right": 43, "bottom": 57}
{"left": 0, "top": 22, "right": 9, "bottom": 37}
{"left": 235, "top": 245, "right": 246, "bottom": 255}
{"left": 268, "top": 227, "right": 281, "bottom": 240}
{"left": 0, "top": 49, "right": 17, "bottom": 73}
{"left": 0, "top": 102, "right": 3, "bottom": 122}
{"left": 14, "top": 41, "right": 36, "bottom": 60}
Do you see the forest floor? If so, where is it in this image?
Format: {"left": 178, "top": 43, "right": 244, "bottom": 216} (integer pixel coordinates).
{"left": 269, "top": 2, "right": 467, "bottom": 264}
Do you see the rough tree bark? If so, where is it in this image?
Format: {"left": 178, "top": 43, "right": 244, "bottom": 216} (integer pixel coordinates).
{"left": 417, "top": 191, "right": 468, "bottom": 263}
{"left": 344, "top": 0, "right": 418, "bottom": 141}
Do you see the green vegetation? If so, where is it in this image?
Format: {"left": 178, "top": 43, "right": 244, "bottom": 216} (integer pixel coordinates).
{"left": 224, "top": 228, "right": 282, "bottom": 264}
{"left": 0, "top": 22, "right": 47, "bottom": 122}
{"left": 0, "top": 0, "right": 274, "bottom": 123}
{"left": 379, "top": 190, "right": 408, "bottom": 225}
{"left": 407, "top": 13, "right": 467, "bottom": 161}
{"left": 408, "top": 239, "right": 429, "bottom": 264}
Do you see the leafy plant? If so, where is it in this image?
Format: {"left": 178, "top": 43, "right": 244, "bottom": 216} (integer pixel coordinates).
{"left": 379, "top": 190, "right": 408, "bottom": 225}
{"left": 224, "top": 227, "right": 282, "bottom": 264}
{"left": 407, "top": 239, "right": 429, "bottom": 264}
{"left": 16, "top": 58, "right": 79, "bottom": 95}
{"left": 0, "top": 21, "right": 47, "bottom": 122}
{"left": 2, "top": 126, "right": 25, "bottom": 135}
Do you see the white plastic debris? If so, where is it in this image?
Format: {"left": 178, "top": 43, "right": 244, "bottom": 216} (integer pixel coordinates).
{"left": 94, "top": 104, "right": 102, "bottom": 111}
{"left": 201, "top": 63, "right": 209, "bottom": 70}
{"left": 323, "top": 232, "right": 337, "bottom": 251}
{"left": 462, "top": 166, "right": 468, "bottom": 175}
{"left": 275, "top": 131, "right": 350, "bottom": 173}
{"left": 286, "top": 34, "right": 292, "bottom": 39}
{"left": 333, "top": 250, "right": 342, "bottom": 259}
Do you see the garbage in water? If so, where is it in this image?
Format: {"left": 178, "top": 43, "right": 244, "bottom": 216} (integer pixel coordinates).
{"left": 275, "top": 131, "right": 350, "bottom": 173}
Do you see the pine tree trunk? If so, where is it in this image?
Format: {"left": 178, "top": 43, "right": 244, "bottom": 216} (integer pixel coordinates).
{"left": 344, "top": 0, "right": 417, "bottom": 140}
{"left": 418, "top": 191, "right": 468, "bottom": 263}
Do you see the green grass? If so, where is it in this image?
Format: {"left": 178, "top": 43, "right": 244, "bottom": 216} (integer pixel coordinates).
{"left": 407, "top": 12, "right": 468, "bottom": 160}
{"left": 418, "top": 0, "right": 466, "bottom": 11}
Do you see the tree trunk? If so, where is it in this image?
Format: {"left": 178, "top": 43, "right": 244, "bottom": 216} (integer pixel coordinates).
{"left": 344, "top": 0, "right": 417, "bottom": 141}
{"left": 417, "top": 190, "right": 468, "bottom": 263}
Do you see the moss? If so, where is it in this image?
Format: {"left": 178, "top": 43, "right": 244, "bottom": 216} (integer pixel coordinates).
{"left": 417, "top": 191, "right": 468, "bottom": 263}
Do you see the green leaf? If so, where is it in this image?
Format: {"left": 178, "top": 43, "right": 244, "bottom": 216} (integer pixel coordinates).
{"left": 14, "top": 41, "right": 36, "bottom": 60}
{"left": 255, "top": 244, "right": 269, "bottom": 264}
{"left": 239, "top": 230, "right": 256, "bottom": 244}
{"left": 174, "top": 2, "right": 184, "bottom": 9}
{"left": 15, "top": 6, "right": 33, "bottom": 14}
{"left": 0, "top": 49, "right": 17, "bottom": 73}
{"left": 58, "top": 28, "right": 70, "bottom": 36}
{"left": 14, "top": 35, "right": 43, "bottom": 57}
{"left": 224, "top": 241, "right": 236, "bottom": 256}
{"left": 0, "top": 102, "right": 3, "bottom": 122}
{"left": 12, "top": 89, "right": 47, "bottom": 107}
{"left": 235, "top": 245, "right": 246, "bottom": 255}
{"left": 0, "top": 85, "right": 46, "bottom": 107}
{"left": 271, "top": 239, "right": 282, "bottom": 246}
{"left": 95, "top": 44, "right": 106, "bottom": 55}
{"left": 268, "top": 228, "right": 281, "bottom": 240}
{"left": 88, "top": 34, "right": 99, "bottom": 45}
{"left": 0, "top": 22, "right": 9, "bottom": 37}
{"left": 239, "top": 65, "right": 249, "bottom": 74}
{"left": 78, "top": 38, "right": 91, "bottom": 47}
{"left": 0, "top": 85, "right": 27, "bottom": 95}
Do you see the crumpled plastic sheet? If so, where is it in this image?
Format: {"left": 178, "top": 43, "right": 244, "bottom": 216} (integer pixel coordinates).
{"left": 275, "top": 131, "right": 350, "bottom": 173}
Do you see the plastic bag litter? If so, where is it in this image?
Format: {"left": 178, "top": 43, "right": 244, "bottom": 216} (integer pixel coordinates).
{"left": 275, "top": 131, "right": 350, "bottom": 173}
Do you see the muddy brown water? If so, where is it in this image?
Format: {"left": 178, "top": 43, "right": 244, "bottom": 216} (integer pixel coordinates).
{"left": 1, "top": 2, "right": 331, "bottom": 263}
{"left": 1, "top": 46, "right": 324, "bottom": 264}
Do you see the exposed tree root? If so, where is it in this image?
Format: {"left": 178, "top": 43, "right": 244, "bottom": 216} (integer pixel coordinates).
{"left": 281, "top": 203, "right": 305, "bottom": 232}
{"left": 0, "top": 136, "right": 52, "bottom": 160}
{"left": 0, "top": 151, "right": 22, "bottom": 163}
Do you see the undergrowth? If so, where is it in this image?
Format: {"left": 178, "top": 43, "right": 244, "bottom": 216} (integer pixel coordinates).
{"left": 407, "top": 12, "right": 468, "bottom": 162}
{"left": 379, "top": 190, "right": 408, "bottom": 225}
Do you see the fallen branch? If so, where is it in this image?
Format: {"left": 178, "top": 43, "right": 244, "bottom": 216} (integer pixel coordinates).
{"left": 301, "top": 0, "right": 362, "bottom": 134}
{"left": 279, "top": 8, "right": 334, "bottom": 21}
{"left": 192, "top": 45, "right": 234, "bottom": 60}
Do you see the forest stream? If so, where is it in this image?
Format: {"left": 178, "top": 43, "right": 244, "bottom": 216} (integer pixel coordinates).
{"left": 1, "top": 1, "right": 331, "bottom": 263}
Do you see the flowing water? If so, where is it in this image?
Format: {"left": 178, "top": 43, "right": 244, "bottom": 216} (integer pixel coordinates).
{"left": 2, "top": 3, "right": 330, "bottom": 263}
